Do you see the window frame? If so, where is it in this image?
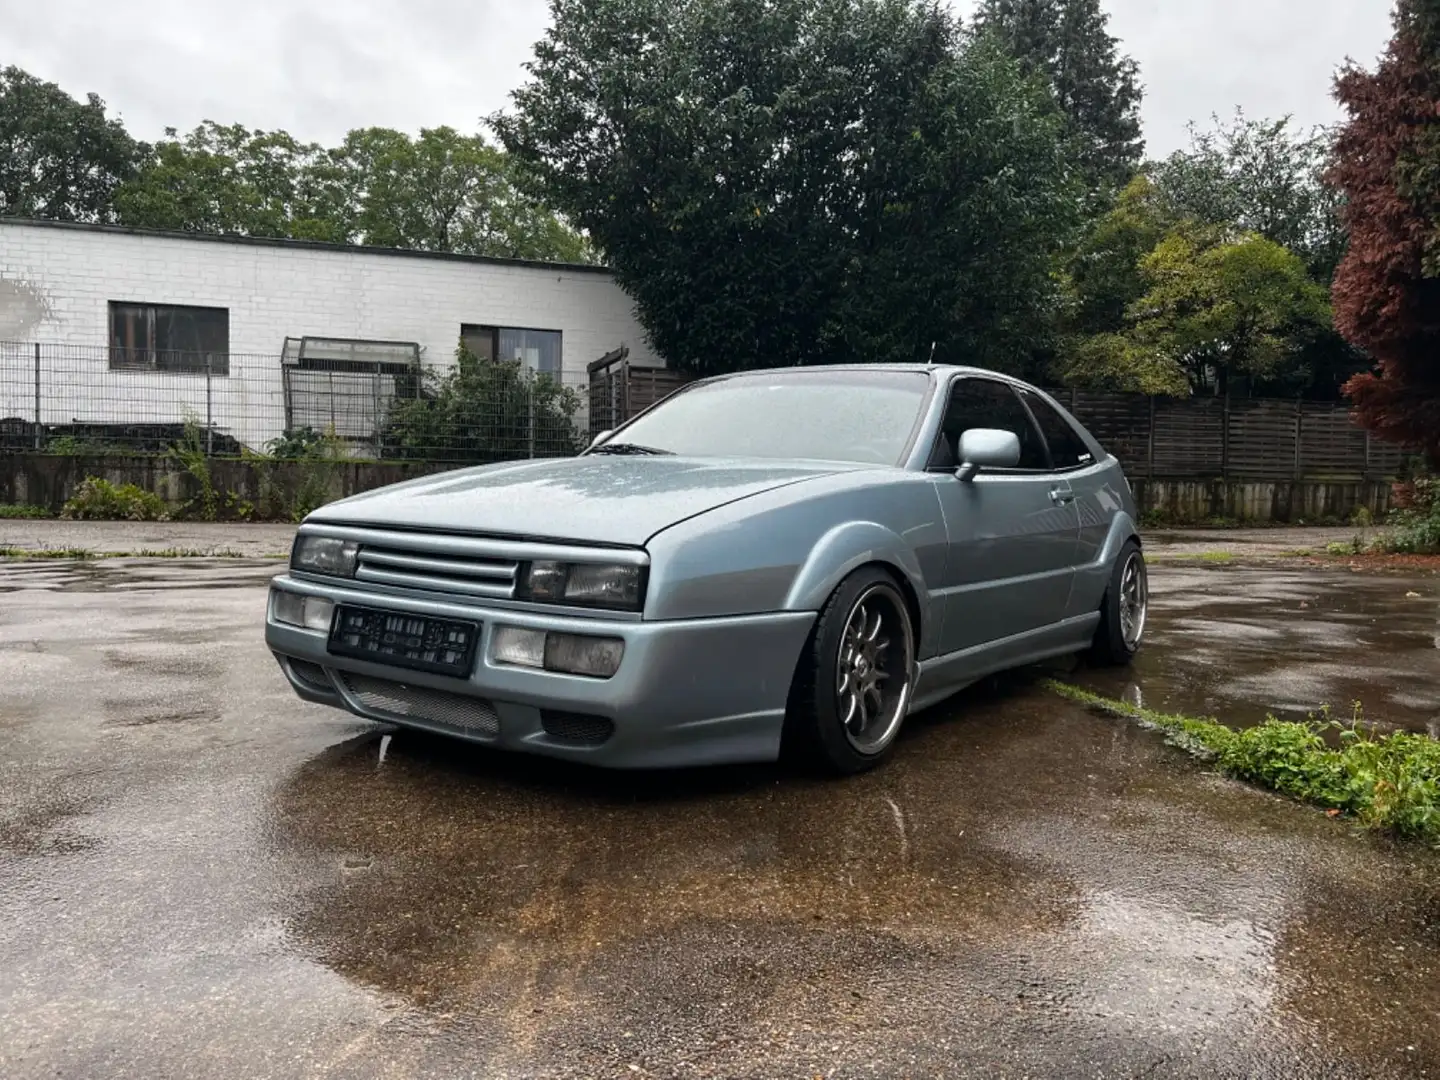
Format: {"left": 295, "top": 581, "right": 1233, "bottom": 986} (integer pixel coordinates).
{"left": 1016, "top": 388, "right": 1097, "bottom": 475}
{"left": 926, "top": 375, "right": 1055, "bottom": 476}
{"left": 108, "top": 301, "right": 230, "bottom": 376}
{"left": 460, "top": 322, "right": 564, "bottom": 376}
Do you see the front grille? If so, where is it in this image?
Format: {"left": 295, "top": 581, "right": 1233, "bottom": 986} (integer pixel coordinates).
{"left": 541, "top": 710, "right": 616, "bottom": 746}
{"left": 336, "top": 672, "right": 501, "bottom": 737}
{"left": 354, "top": 546, "right": 518, "bottom": 600}
{"left": 287, "top": 658, "right": 334, "bottom": 691}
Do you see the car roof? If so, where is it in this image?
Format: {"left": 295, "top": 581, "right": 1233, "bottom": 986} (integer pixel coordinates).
{"left": 705, "top": 363, "right": 1038, "bottom": 387}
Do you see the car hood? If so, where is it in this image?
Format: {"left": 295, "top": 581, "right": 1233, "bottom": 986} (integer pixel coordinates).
{"left": 306, "top": 456, "right": 847, "bottom": 547}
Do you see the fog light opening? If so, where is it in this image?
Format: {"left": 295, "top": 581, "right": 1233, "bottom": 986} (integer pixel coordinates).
{"left": 493, "top": 626, "right": 624, "bottom": 679}
{"left": 273, "top": 590, "right": 335, "bottom": 632}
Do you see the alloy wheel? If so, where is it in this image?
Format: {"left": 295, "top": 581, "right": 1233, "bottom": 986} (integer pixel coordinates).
{"left": 834, "top": 584, "right": 914, "bottom": 755}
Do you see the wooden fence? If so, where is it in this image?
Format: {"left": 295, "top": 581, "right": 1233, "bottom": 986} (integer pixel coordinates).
{"left": 1049, "top": 389, "right": 1409, "bottom": 482}
{"left": 581, "top": 359, "right": 1408, "bottom": 482}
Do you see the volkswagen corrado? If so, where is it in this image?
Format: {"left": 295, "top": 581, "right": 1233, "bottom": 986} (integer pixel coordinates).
{"left": 266, "top": 364, "right": 1147, "bottom": 774}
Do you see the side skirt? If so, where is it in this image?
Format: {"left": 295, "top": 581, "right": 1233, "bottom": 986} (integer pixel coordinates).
{"left": 909, "top": 613, "right": 1101, "bottom": 713}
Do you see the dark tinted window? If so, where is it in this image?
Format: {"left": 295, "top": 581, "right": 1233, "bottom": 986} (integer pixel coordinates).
{"left": 1020, "top": 390, "right": 1094, "bottom": 470}
{"left": 610, "top": 370, "right": 931, "bottom": 465}
{"left": 108, "top": 302, "right": 229, "bottom": 375}
{"left": 930, "top": 378, "right": 1048, "bottom": 471}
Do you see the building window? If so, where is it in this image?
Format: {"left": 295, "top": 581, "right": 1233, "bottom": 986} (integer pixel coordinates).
{"left": 460, "top": 324, "right": 562, "bottom": 375}
{"left": 109, "top": 302, "right": 230, "bottom": 375}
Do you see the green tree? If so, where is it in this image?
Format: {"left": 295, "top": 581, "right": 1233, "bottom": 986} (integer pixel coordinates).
{"left": 1065, "top": 225, "right": 1332, "bottom": 395}
{"left": 0, "top": 65, "right": 142, "bottom": 221}
{"left": 115, "top": 122, "right": 351, "bottom": 241}
{"left": 337, "top": 127, "right": 593, "bottom": 261}
{"left": 972, "top": 0, "right": 1144, "bottom": 196}
{"left": 494, "top": 0, "right": 1080, "bottom": 377}
{"left": 1152, "top": 110, "right": 1347, "bottom": 280}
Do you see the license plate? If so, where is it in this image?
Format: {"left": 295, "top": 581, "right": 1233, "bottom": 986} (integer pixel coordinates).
{"left": 328, "top": 606, "right": 479, "bottom": 677}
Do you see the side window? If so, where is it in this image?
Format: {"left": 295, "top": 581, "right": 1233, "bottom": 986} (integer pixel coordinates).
{"left": 929, "top": 378, "right": 1048, "bottom": 471}
{"left": 1020, "top": 390, "right": 1094, "bottom": 471}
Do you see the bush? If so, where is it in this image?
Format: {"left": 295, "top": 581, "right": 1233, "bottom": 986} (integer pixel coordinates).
{"left": 380, "top": 345, "right": 584, "bottom": 464}
{"left": 61, "top": 477, "right": 168, "bottom": 521}
{"left": 0, "top": 504, "right": 51, "bottom": 519}
{"left": 1379, "top": 476, "right": 1440, "bottom": 553}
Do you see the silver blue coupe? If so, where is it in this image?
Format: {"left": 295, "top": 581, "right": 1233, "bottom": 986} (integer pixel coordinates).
{"left": 266, "top": 364, "right": 1147, "bottom": 773}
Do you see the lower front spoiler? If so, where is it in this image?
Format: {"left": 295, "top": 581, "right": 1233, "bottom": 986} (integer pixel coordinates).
{"left": 267, "top": 608, "right": 816, "bottom": 770}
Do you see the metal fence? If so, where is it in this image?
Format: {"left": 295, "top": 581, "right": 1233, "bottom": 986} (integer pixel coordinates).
{"left": 0, "top": 342, "right": 1411, "bottom": 479}
{"left": 0, "top": 341, "right": 592, "bottom": 463}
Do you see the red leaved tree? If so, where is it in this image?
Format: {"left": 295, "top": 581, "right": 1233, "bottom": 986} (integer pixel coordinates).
{"left": 1330, "top": 0, "right": 1440, "bottom": 464}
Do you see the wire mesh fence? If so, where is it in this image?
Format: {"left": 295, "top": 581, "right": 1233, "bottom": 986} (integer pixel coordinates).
{"left": 0, "top": 341, "right": 592, "bottom": 463}
{"left": 0, "top": 341, "right": 1414, "bottom": 480}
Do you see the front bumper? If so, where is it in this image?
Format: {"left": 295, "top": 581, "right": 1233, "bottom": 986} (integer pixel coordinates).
{"left": 265, "top": 574, "right": 815, "bottom": 768}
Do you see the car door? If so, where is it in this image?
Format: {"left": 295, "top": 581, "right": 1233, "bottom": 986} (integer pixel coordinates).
{"left": 928, "top": 376, "right": 1082, "bottom": 655}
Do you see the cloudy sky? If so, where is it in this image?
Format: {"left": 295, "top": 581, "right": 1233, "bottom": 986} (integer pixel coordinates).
{"left": 3, "top": 0, "right": 1394, "bottom": 158}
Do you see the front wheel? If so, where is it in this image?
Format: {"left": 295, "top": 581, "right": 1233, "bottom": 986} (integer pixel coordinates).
{"left": 783, "top": 568, "right": 917, "bottom": 775}
{"left": 1088, "top": 540, "right": 1148, "bottom": 666}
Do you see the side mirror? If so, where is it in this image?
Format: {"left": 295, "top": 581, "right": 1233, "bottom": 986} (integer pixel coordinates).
{"left": 956, "top": 428, "right": 1020, "bottom": 481}
{"left": 589, "top": 429, "right": 614, "bottom": 449}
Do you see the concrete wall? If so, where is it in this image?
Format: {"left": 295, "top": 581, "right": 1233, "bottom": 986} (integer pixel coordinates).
{"left": 1133, "top": 478, "right": 1393, "bottom": 524}
{"left": 0, "top": 219, "right": 661, "bottom": 448}
{"left": 0, "top": 454, "right": 1397, "bottom": 525}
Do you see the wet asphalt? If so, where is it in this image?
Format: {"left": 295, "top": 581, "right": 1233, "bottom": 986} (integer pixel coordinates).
{"left": 0, "top": 555, "right": 1437, "bottom": 1079}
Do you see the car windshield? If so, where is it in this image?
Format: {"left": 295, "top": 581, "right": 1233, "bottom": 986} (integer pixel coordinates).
{"left": 595, "top": 370, "right": 933, "bottom": 466}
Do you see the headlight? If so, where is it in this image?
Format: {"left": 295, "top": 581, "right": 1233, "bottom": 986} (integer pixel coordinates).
{"left": 519, "top": 560, "right": 644, "bottom": 611}
{"left": 292, "top": 535, "right": 359, "bottom": 577}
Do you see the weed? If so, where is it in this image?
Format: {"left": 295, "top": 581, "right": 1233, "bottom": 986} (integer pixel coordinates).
{"left": 0, "top": 547, "right": 96, "bottom": 560}
{"left": 0, "top": 504, "right": 51, "bottom": 519}
{"left": 168, "top": 415, "right": 218, "bottom": 521}
{"left": 61, "top": 478, "right": 168, "bottom": 522}
{"left": 1046, "top": 681, "right": 1440, "bottom": 844}
{"left": 1376, "top": 477, "right": 1440, "bottom": 554}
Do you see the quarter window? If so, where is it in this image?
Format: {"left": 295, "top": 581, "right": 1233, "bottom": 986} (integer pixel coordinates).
{"left": 930, "top": 378, "right": 1049, "bottom": 471}
{"left": 1020, "top": 390, "right": 1094, "bottom": 470}
{"left": 108, "top": 302, "right": 229, "bottom": 375}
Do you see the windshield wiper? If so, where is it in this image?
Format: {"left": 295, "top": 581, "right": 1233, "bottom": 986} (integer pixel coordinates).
{"left": 587, "top": 442, "right": 675, "bottom": 456}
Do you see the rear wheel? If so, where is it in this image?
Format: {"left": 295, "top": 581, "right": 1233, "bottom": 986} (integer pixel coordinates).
{"left": 784, "top": 568, "right": 916, "bottom": 775}
{"left": 1089, "top": 540, "right": 1147, "bottom": 666}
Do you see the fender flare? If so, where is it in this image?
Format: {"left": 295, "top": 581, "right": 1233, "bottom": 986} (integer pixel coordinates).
{"left": 783, "top": 521, "right": 931, "bottom": 626}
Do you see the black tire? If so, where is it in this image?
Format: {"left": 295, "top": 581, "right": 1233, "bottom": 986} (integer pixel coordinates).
{"left": 783, "top": 567, "right": 917, "bottom": 775}
{"left": 1088, "top": 539, "right": 1147, "bottom": 666}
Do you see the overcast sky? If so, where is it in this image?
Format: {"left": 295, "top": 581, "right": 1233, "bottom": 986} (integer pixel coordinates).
{"left": 1, "top": 0, "right": 1395, "bottom": 159}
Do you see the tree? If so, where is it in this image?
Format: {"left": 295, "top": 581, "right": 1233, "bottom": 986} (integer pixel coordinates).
{"left": 116, "top": 122, "right": 595, "bottom": 262}
{"left": 972, "top": 0, "right": 1144, "bottom": 196}
{"left": 1060, "top": 224, "right": 1332, "bottom": 395}
{"left": 337, "top": 127, "right": 594, "bottom": 262}
{"left": 115, "top": 122, "right": 350, "bottom": 241}
{"left": 0, "top": 66, "right": 142, "bottom": 222}
{"left": 1330, "top": 0, "right": 1440, "bottom": 464}
{"left": 1152, "top": 110, "right": 1347, "bottom": 280}
{"left": 494, "top": 0, "right": 1081, "bottom": 377}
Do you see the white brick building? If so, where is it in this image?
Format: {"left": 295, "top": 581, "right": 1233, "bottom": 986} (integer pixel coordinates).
{"left": 0, "top": 219, "right": 661, "bottom": 451}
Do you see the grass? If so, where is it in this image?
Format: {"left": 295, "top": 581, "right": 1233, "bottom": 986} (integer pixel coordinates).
{"left": 0, "top": 504, "right": 52, "bottom": 519}
{"left": 1153, "top": 550, "right": 1235, "bottom": 564}
{"left": 1046, "top": 680, "right": 1440, "bottom": 845}
{"left": 0, "top": 547, "right": 251, "bottom": 560}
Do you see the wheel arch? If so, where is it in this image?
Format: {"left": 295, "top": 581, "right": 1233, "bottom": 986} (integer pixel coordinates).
{"left": 783, "top": 521, "right": 931, "bottom": 653}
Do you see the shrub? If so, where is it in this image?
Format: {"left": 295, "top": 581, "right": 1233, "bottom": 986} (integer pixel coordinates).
{"left": 61, "top": 477, "right": 168, "bottom": 521}
{"left": 380, "top": 344, "right": 584, "bottom": 464}
{"left": 1377, "top": 476, "right": 1440, "bottom": 553}
{"left": 0, "top": 504, "right": 51, "bottom": 519}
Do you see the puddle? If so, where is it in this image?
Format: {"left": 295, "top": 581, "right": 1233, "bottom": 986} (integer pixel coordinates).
{"left": 1074, "top": 565, "right": 1440, "bottom": 732}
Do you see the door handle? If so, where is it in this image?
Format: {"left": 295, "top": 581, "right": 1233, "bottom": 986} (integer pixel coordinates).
{"left": 1049, "top": 487, "right": 1075, "bottom": 505}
